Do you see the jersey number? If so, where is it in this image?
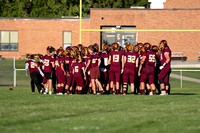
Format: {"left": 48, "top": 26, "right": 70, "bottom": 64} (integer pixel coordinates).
{"left": 113, "top": 55, "right": 119, "bottom": 62}
{"left": 44, "top": 59, "right": 49, "bottom": 66}
{"left": 75, "top": 66, "right": 79, "bottom": 72}
{"left": 149, "top": 55, "right": 155, "bottom": 62}
{"left": 30, "top": 62, "right": 37, "bottom": 68}
{"left": 92, "top": 59, "right": 97, "bottom": 64}
{"left": 127, "top": 55, "right": 136, "bottom": 63}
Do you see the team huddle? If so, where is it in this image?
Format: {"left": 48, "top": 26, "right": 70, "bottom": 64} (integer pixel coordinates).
{"left": 25, "top": 40, "right": 171, "bottom": 95}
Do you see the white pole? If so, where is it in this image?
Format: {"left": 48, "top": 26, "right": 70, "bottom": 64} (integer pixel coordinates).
{"left": 180, "top": 70, "right": 182, "bottom": 88}
{"left": 136, "top": 32, "right": 138, "bottom": 44}
{"left": 14, "top": 56, "right": 16, "bottom": 87}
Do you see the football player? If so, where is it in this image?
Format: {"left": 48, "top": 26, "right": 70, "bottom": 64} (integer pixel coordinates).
{"left": 84, "top": 45, "right": 104, "bottom": 95}
{"left": 55, "top": 48, "right": 66, "bottom": 95}
{"left": 138, "top": 43, "right": 156, "bottom": 95}
{"left": 42, "top": 46, "right": 55, "bottom": 95}
{"left": 122, "top": 44, "right": 139, "bottom": 95}
{"left": 25, "top": 54, "right": 44, "bottom": 94}
{"left": 108, "top": 43, "right": 124, "bottom": 94}
{"left": 100, "top": 44, "right": 109, "bottom": 93}
{"left": 72, "top": 55, "right": 86, "bottom": 94}
{"left": 81, "top": 47, "right": 91, "bottom": 94}
{"left": 158, "top": 40, "right": 171, "bottom": 95}
{"left": 65, "top": 49, "right": 76, "bottom": 95}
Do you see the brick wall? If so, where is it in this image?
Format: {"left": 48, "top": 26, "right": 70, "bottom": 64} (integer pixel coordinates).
{"left": 0, "top": 8, "right": 200, "bottom": 61}
{"left": 90, "top": 9, "right": 200, "bottom": 61}
{"left": 164, "top": 0, "right": 200, "bottom": 8}
{"left": 0, "top": 19, "right": 90, "bottom": 59}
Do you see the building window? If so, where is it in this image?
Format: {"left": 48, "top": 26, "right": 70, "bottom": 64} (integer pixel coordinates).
{"left": 0, "top": 31, "right": 18, "bottom": 51}
{"left": 101, "top": 26, "right": 136, "bottom": 48}
{"left": 63, "top": 31, "right": 72, "bottom": 49}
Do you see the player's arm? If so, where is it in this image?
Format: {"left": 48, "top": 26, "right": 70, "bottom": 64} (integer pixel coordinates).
{"left": 138, "top": 56, "right": 146, "bottom": 76}
{"left": 98, "top": 58, "right": 101, "bottom": 67}
{"left": 154, "top": 58, "right": 157, "bottom": 67}
{"left": 107, "top": 55, "right": 111, "bottom": 65}
{"left": 160, "top": 52, "right": 170, "bottom": 70}
{"left": 122, "top": 56, "right": 126, "bottom": 70}
{"left": 136, "top": 57, "right": 139, "bottom": 71}
{"left": 25, "top": 63, "right": 29, "bottom": 76}
{"left": 85, "top": 59, "right": 91, "bottom": 72}
{"left": 61, "top": 62, "right": 66, "bottom": 75}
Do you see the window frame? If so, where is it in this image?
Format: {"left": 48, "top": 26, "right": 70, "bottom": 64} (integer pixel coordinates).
{"left": 63, "top": 31, "right": 72, "bottom": 50}
{"left": 0, "top": 31, "right": 19, "bottom": 52}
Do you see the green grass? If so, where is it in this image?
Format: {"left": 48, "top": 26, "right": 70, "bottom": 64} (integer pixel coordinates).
{"left": 0, "top": 86, "right": 200, "bottom": 133}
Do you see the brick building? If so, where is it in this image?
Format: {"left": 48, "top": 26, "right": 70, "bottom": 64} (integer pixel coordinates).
{"left": 0, "top": 0, "right": 200, "bottom": 61}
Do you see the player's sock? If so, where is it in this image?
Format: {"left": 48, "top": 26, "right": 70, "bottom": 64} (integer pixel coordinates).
{"left": 110, "top": 88, "right": 113, "bottom": 94}
{"left": 166, "top": 89, "right": 168, "bottom": 94}
{"left": 65, "top": 89, "right": 68, "bottom": 94}
{"left": 131, "top": 91, "right": 134, "bottom": 94}
{"left": 78, "top": 90, "right": 82, "bottom": 94}
{"left": 153, "top": 90, "right": 156, "bottom": 94}
{"left": 123, "top": 90, "right": 126, "bottom": 94}
{"left": 59, "top": 87, "right": 63, "bottom": 93}
{"left": 69, "top": 90, "right": 72, "bottom": 94}
{"left": 56, "top": 87, "right": 59, "bottom": 94}
{"left": 49, "top": 91, "right": 52, "bottom": 95}
{"left": 88, "top": 87, "right": 91, "bottom": 93}
{"left": 116, "top": 89, "right": 119, "bottom": 94}
{"left": 45, "top": 88, "right": 48, "bottom": 93}
{"left": 148, "top": 89, "right": 151, "bottom": 93}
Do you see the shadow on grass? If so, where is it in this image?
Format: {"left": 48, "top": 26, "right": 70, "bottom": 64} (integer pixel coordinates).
{"left": 170, "top": 93, "right": 196, "bottom": 95}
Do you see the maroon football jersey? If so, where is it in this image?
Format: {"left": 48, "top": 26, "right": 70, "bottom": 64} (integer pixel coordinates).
{"left": 100, "top": 53, "right": 109, "bottom": 68}
{"left": 143, "top": 51, "right": 156, "bottom": 68}
{"left": 25, "top": 60, "right": 39, "bottom": 74}
{"left": 82, "top": 56, "right": 90, "bottom": 70}
{"left": 88, "top": 52, "right": 100, "bottom": 68}
{"left": 72, "top": 62, "right": 85, "bottom": 75}
{"left": 68, "top": 57, "right": 75, "bottom": 73}
{"left": 124, "top": 51, "right": 138, "bottom": 68}
{"left": 55, "top": 57, "right": 65, "bottom": 72}
{"left": 160, "top": 48, "right": 171, "bottom": 66}
{"left": 42, "top": 54, "right": 55, "bottom": 73}
{"left": 109, "top": 51, "right": 124, "bottom": 67}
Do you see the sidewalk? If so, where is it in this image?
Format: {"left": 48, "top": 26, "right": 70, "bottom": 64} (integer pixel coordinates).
{"left": 171, "top": 61, "right": 200, "bottom": 68}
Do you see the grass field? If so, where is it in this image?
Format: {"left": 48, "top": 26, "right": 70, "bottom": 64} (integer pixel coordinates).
{"left": 1, "top": 86, "right": 200, "bottom": 133}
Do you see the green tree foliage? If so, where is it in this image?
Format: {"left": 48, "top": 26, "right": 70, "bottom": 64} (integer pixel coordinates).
{"left": 0, "top": 0, "right": 150, "bottom": 17}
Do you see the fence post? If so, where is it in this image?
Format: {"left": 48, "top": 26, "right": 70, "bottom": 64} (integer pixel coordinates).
{"left": 13, "top": 56, "right": 16, "bottom": 87}
{"left": 180, "top": 70, "right": 183, "bottom": 88}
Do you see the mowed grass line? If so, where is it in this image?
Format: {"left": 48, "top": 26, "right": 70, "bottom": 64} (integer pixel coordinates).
{"left": 0, "top": 86, "right": 200, "bottom": 133}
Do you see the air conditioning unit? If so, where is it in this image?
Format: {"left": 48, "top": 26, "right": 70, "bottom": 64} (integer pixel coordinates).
{"left": 148, "top": 0, "right": 166, "bottom": 9}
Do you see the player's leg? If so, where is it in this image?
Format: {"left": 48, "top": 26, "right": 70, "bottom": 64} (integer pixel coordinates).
{"left": 31, "top": 72, "right": 42, "bottom": 93}
{"left": 140, "top": 71, "right": 147, "bottom": 95}
{"left": 130, "top": 70, "right": 136, "bottom": 94}
{"left": 48, "top": 79, "right": 53, "bottom": 95}
{"left": 91, "top": 79, "right": 96, "bottom": 94}
{"left": 31, "top": 80, "right": 35, "bottom": 94}
{"left": 164, "top": 69, "right": 171, "bottom": 95}
{"left": 115, "top": 71, "right": 121, "bottom": 94}
{"left": 95, "top": 79, "right": 104, "bottom": 93}
{"left": 159, "top": 69, "right": 168, "bottom": 95}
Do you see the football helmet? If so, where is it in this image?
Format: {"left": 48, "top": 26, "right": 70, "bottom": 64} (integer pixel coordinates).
{"left": 93, "top": 43, "right": 99, "bottom": 53}
{"left": 75, "top": 55, "right": 82, "bottom": 62}
{"left": 46, "top": 46, "right": 52, "bottom": 54}
{"left": 81, "top": 47, "right": 89, "bottom": 56}
{"left": 125, "top": 43, "right": 133, "bottom": 52}
{"left": 77, "top": 44, "right": 83, "bottom": 51}
{"left": 57, "top": 49, "right": 64, "bottom": 57}
{"left": 152, "top": 45, "right": 159, "bottom": 52}
{"left": 108, "top": 45, "right": 114, "bottom": 52}
{"left": 144, "top": 42, "right": 151, "bottom": 51}
{"left": 112, "top": 43, "right": 119, "bottom": 50}
{"left": 70, "top": 50, "right": 76, "bottom": 58}
{"left": 65, "top": 46, "right": 72, "bottom": 56}
{"left": 102, "top": 43, "right": 109, "bottom": 51}
{"left": 137, "top": 43, "right": 143, "bottom": 49}
{"left": 72, "top": 46, "right": 80, "bottom": 55}
{"left": 133, "top": 45, "right": 139, "bottom": 53}
{"left": 159, "top": 40, "right": 168, "bottom": 50}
